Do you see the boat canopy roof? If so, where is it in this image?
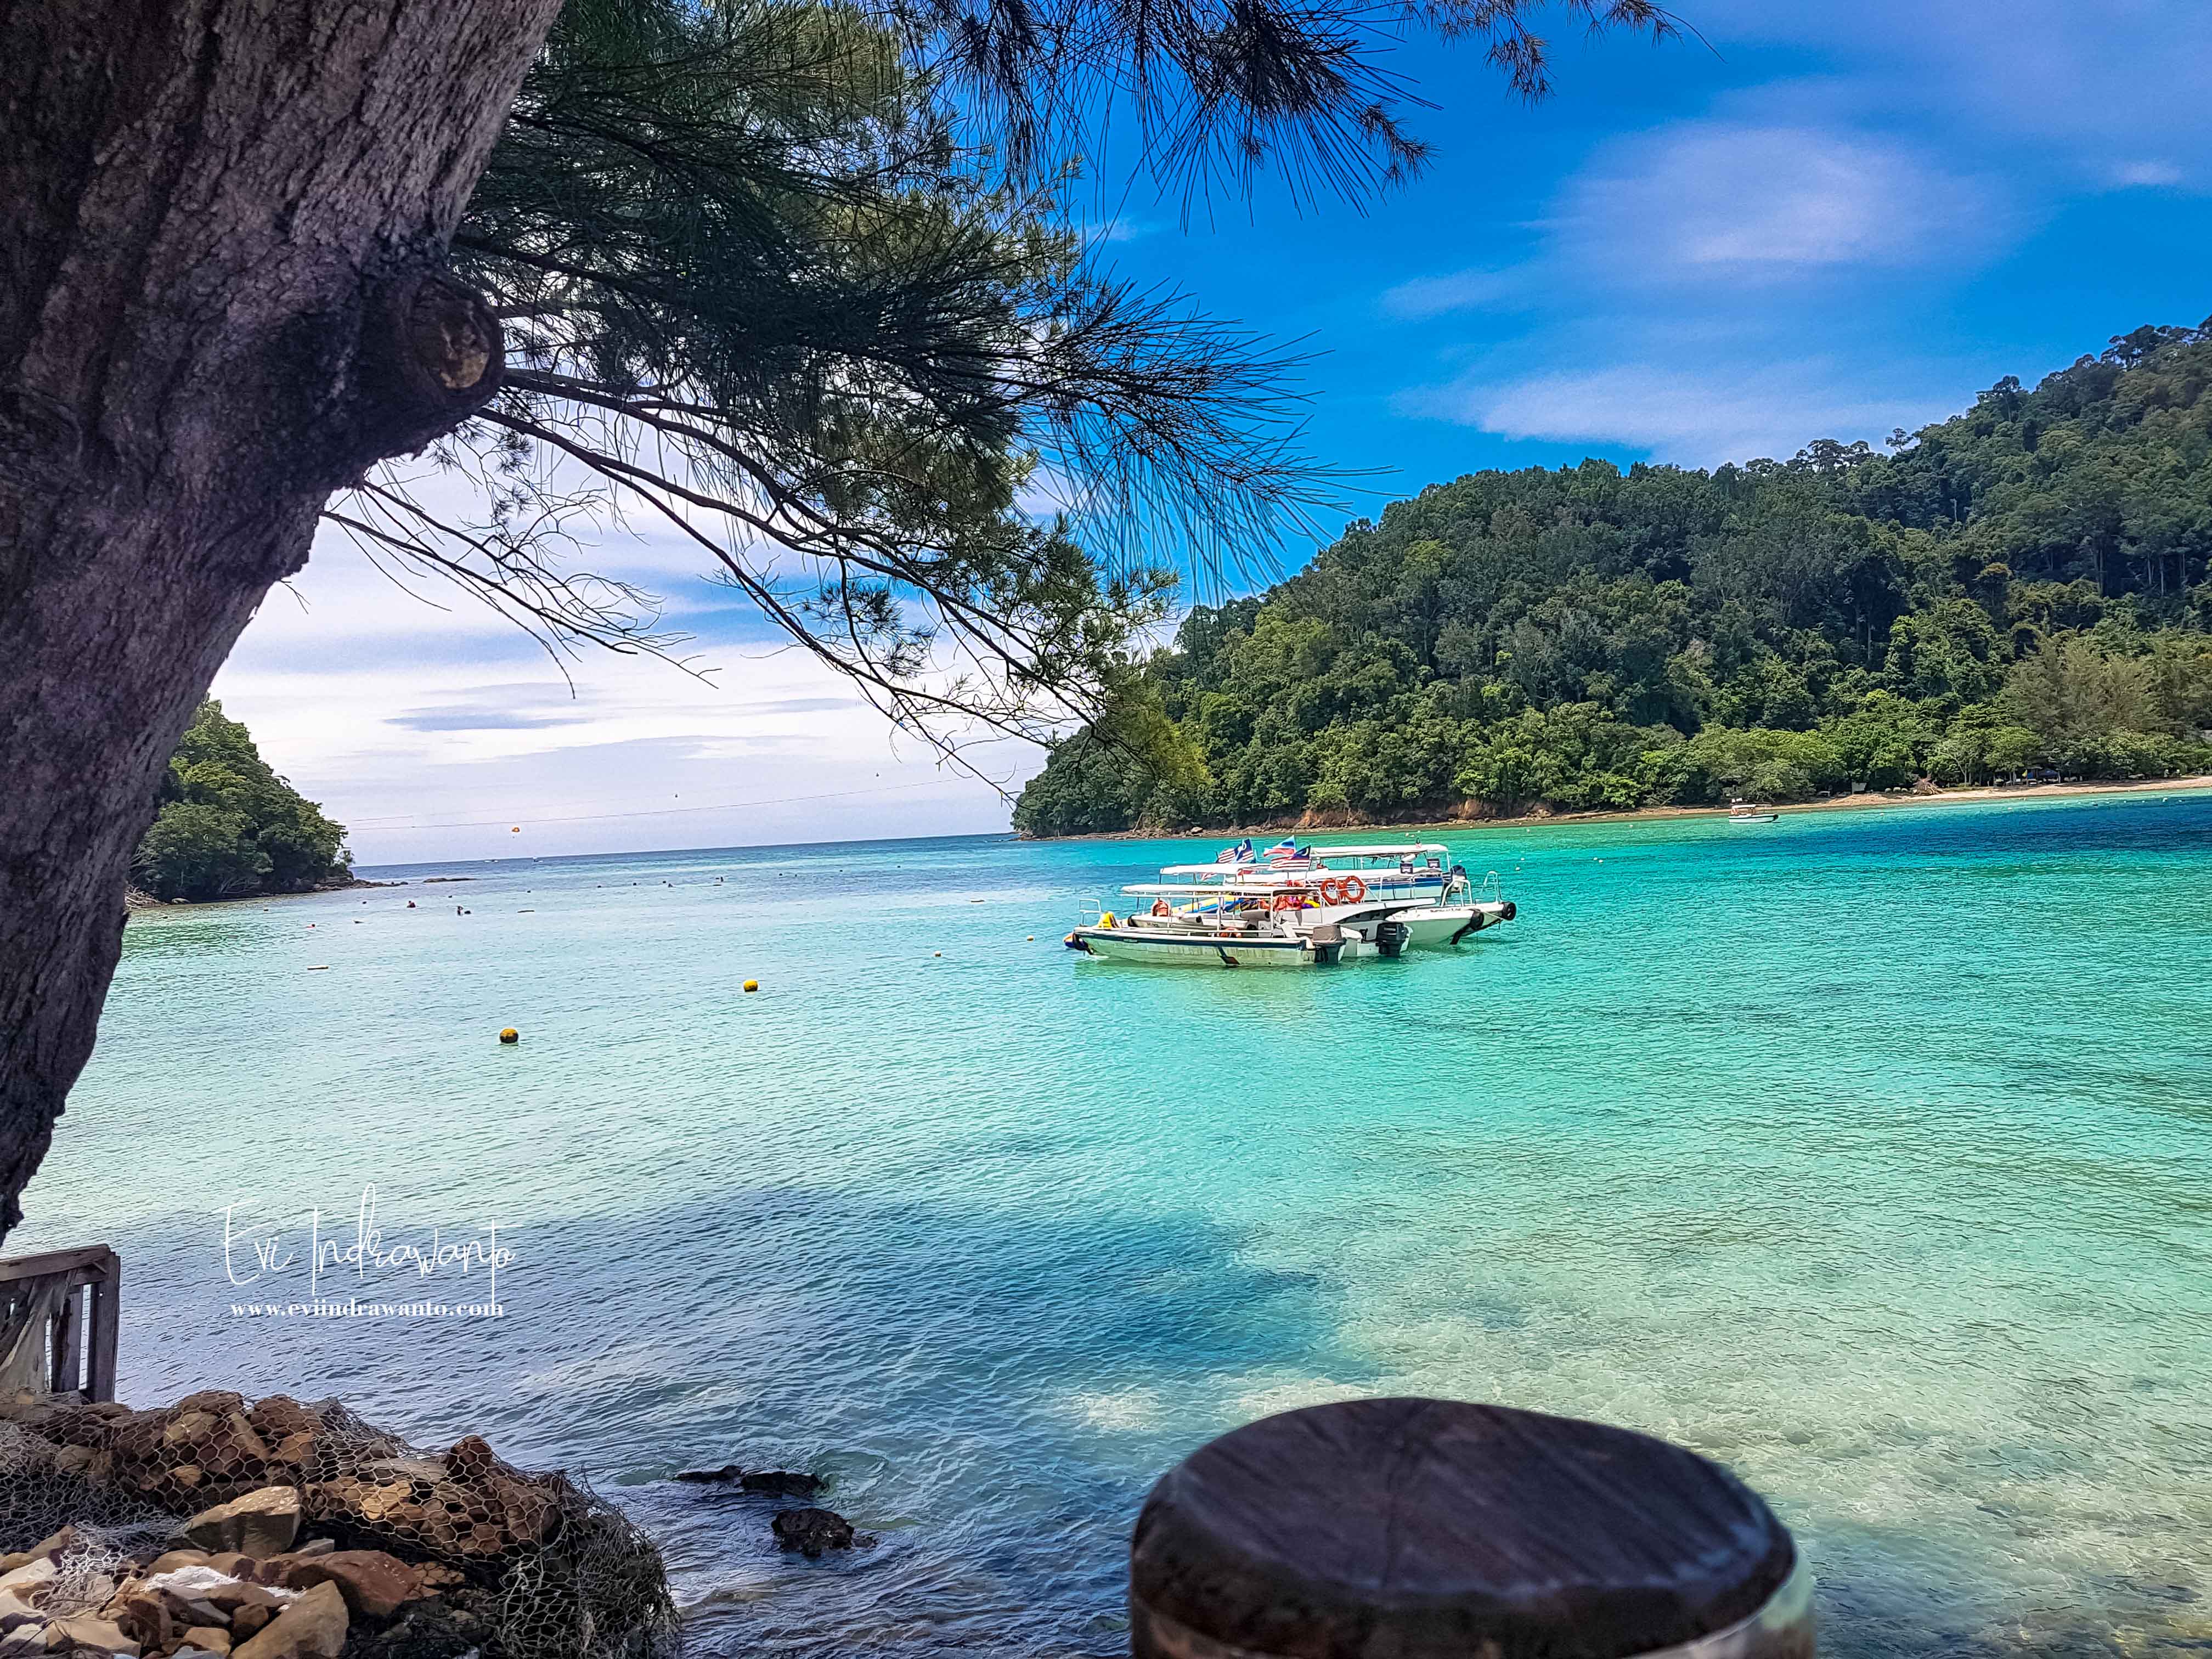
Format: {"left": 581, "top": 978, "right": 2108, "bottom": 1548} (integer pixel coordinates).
{"left": 1303, "top": 843, "right": 1451, "bottom": 859}
{"left": 1157, "top": 843, "right": 1451, "bottom": 877}
{"left": 1120, "top": 880, "right": 1291, "bottom": 896}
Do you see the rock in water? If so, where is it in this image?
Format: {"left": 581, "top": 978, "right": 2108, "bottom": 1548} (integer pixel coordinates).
{"left": 672, "top": 1464, "right": 743, "bottom": 1484}
{"left": 230, "top": 1581, "right": 347, "bottom": 1659}
{"left": 770, "top": 1508, "right": 854, "bottom": 1558}
{"left": 180, "top": 1487, "right": 302, "bottom": 1559}
{"left": 741, "top": 1471, "right": 822, "bottom": 1497}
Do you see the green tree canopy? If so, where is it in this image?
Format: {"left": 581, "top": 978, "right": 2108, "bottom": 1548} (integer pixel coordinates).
{"left": 134, "top": 704, "right": 349, "bottom": 902}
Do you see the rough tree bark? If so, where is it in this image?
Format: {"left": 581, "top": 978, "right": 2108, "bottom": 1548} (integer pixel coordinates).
{"left": 0, "top": 1, "right": 567, "bottom": 1244}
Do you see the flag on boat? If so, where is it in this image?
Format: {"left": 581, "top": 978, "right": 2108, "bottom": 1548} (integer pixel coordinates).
{"left": 1263, "top": 837, "right": 1310, "bottom": 863}
{"left": 1216, "top": 838, "right": 1256, "bottom": 865}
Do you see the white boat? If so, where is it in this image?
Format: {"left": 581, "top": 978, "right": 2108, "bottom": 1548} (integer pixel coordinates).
{"left": 1065, "top": 840, "right": 1514, "bottom": 968}
{"left": 1727, "top": 800, "right": 1780, "bottom": 825}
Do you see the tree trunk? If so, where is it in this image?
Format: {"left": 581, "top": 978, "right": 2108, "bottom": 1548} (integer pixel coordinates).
{"left": 0, "top": 0, "right": 565, "bottom": 1244}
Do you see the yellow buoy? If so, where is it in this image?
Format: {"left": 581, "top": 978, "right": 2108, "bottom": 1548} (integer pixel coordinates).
{"left": 499, "top": 1028, "right": 519, "bottom": 1044}
{"left": 743, "top": 980, "right": 759, "bottom": 993}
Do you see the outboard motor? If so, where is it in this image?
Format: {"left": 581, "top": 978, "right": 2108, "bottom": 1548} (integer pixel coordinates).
{"left": 1374, "top": 920, "right": 1411, "bottom": 958}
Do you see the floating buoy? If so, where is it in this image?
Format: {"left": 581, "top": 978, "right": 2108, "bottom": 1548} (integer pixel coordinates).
{"left": 511, "top": 826, "right": 521, "bottom": 834}
{"left": 1028, "top": 935, "right": 1035, "bottom": 941}
{"left": 743, "top": 980, "right": 759, "bottom": 993}
{"left": 933, "top": 951, "right": 943, "bottom": 957}
{"left": 499, "top": 1028, "right": 519, "bottom": 1044}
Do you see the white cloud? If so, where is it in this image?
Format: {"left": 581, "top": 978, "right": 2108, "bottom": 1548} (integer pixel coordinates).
{"left": 1408, "top": 360, "right": 1955, "bottom": 468}
{"left": 1554, "top": 122, "right": 1994, "bottom": 282}
{"left": 2110, "top": 160, "right": 2185, "bottom": 189}
{"left": 1380, "top": 268, "right": 1522, "bottom": 320}
{"left": 210, "top": 526, "right": 1030, "bottom": 864}
{"left": 1379, "top": 108, "right": 2015, "bottom": 470}
{"left": 1098, "top": 215, "right": 1169, "bottom": 244}
{"left": 1685, "top": 0, "right": 2212, "bottom": 185}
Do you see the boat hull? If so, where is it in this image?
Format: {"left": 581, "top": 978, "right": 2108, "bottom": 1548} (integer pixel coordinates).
{"left": 1073, "top": 900, "right": 1513, "bottom": 967}
{"left": 1075, "top": 928, "right": 1313, "bottom": 968}
{"left": 1394, "top": 906, "right": 1488, "bottom": 947}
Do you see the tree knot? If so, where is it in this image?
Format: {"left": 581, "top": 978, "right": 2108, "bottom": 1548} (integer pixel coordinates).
{"left": 405, "top": 274, "right": 496, "bottom": 392}
{"left": 353, "top": 269, "right": 505, "bottom": 465}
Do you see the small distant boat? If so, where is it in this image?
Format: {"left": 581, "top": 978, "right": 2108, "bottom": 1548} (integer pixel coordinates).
{"left": 1727, "top": 799, "right": 1780, "bottom": 825}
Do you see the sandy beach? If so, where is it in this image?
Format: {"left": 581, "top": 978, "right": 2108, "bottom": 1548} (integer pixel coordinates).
{"left": 1037, "top": 773, "right": 2212, "bottom": 841}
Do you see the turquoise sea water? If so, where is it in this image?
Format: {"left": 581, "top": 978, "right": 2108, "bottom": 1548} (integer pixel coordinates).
{"left": 21, "top": 792, "right": 2212, "bottom": 1658}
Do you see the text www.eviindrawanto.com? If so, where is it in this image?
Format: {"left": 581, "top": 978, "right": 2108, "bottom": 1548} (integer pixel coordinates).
{"left": 229, "top": 1298, "right": 504, "bottom": 1318}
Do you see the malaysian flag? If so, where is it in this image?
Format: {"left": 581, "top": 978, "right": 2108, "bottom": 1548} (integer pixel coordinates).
{"left": 1263, "top": 837, "right": 1309, "bottom": 864}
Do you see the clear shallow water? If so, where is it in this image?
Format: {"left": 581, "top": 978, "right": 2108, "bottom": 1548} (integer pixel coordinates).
{"left": 22, "top": 793, "right": 2212, "bottom": 1659}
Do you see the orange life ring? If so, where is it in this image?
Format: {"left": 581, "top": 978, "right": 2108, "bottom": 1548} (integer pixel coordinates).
{"left": 1338, "top": 875, "right": 1367, "bottom": 903}
{"left": 1316, "top": 877, "right": 1343, "bottom": 905}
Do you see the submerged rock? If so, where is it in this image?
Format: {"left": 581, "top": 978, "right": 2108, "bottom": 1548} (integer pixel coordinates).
{"left": 741, "top": 1471, "right": 821, "bottom": 1498}
{"left": 671, "top": 1464, "right": 743, "bottom": 1485}
{"left": 770, "top": 1508, "right": 853, "bottom": 1559}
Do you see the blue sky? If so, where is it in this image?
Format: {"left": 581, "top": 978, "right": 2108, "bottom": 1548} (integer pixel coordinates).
{"left": 211, "top": 0, "right": 2212, "bottom": 862}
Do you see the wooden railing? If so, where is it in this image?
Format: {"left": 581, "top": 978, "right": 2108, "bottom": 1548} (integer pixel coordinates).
{"left": 0, "top": 1244, "right": 121, "bottom": 1401}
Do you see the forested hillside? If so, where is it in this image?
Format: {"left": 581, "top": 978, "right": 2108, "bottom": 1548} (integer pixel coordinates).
{"left": 1014, "top": 324, "right": 2212, "bottom": 836}
{"left": 134, "top": 702, "right": 351, "bottom": 901}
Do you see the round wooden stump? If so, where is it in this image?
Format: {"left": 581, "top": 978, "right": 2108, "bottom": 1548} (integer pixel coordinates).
{"left": 1130, "top": 1398, "right": 1811, "bottom": 1659}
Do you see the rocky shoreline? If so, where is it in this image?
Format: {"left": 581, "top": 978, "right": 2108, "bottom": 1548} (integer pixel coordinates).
{"left": 125, "top": 878, "right": 403, "bottom": 912}
{"left": 0, "top": 1389, "right": 675, "bottom": 1659}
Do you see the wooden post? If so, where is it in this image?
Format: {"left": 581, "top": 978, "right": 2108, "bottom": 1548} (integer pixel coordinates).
{"left": 49, "top": 1283, "right": 78, "bottom": 1395}
{"left": 86, "top": 1252, "right": 120, "bottom": 1403}
{"left": 1129, "top": 1398, "right": 1813, "bottom": 1659}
